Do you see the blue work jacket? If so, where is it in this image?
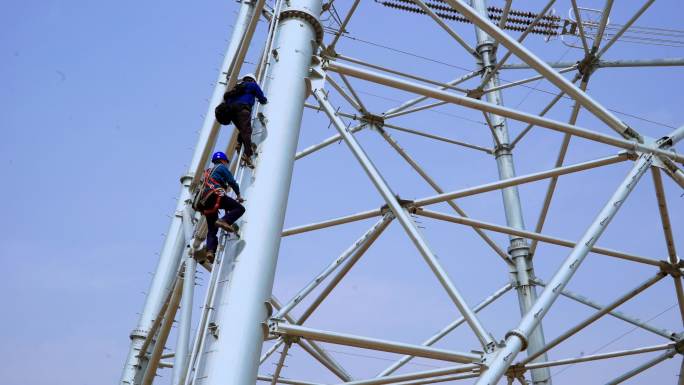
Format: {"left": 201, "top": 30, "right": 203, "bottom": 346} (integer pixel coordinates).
{"left": 224, "top": 81, "right": 267, "bottom": 107}
{"left": 206, "top": 163, "right": 240, "bottom": 196}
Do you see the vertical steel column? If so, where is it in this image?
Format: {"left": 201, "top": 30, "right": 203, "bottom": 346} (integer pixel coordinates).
{"left": 120, "top": 185, "right": 187, "bottom": 385}
{"left": 469, "top": 0, "right": 550, "bottom": 383}
{"left": 140, "top": 277, "right": 183, "bottom": 385}
{"left": 201, "top": 2, "right": 323, "bottom": 384}
{"left": 118, "top": 3, "right": 255, "bottom": 384}
{"left": 475, "top": 154, "right": 655, "bottom": 385}
{"left": 171, "top": 211, "right": 198, "bottom": 385}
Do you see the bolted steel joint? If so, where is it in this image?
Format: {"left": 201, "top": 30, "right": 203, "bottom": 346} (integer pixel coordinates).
{"left": 659, "top": 260, "right": 683, "bottom": 278}
{"left": 129, "top": 328, "right": 147, "bottom": 341}
{"left": 507, "top": 238, "right": 530, "bottom": 258}
{"left": 279, "top": 9, "right": 324, "bottom": 45}
{"left": 504, "top": 363, "right": 527, "bottom": 380}
{"left": 577, "top": 54, "right": 598, "bottom": 77}
{"left": 622, "top": 126, "right": 644, "bottom": 143}
{"left": 675, "top": 339, "right": 684, "bottom": 355}
{"left": 494, "top": 143, "right": 513, "bottom": 158}
{"left": 380, "top": 196, "right": 415, "bottom": 215}
{"left": 268, "top": 318, "right": 281, "bottom": 333}
{"left": 466, "top": 88, "right": 485, "bottom": 99}
{"left": 361, "top": 113, "right": 385, "bottom": 128}
{"left": 282, "top": 335, "right": 300, "bottom": 344}
{"left": 179, "top": 173, "right": 193, "bottom": 185}
{"left": 505, "top": 329, "right": 529, "bottom": 351}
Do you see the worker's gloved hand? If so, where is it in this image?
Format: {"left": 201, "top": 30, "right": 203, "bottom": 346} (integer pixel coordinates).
{"left": 236, "top": 195, "right": 245, "bottom": 203}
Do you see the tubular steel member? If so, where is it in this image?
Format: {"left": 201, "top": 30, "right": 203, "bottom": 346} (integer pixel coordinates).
{"left": 140, "top": 276, "right": 183, "bottom": 385}
{"left": 378, "top": 284, "right": 513, "bottom": 377}
{"left": 532, "top": 278, "right": 676, "bottom": 339}
{"left": 474, "top": 154, "right": 655, "bottom": 385}
{"left": 441, "top": 0, "right": 642, "bottom": 142}
{"left": 415, "top": 209, "right": 659, "bottom": 267}
{"left": 294, "top": 216, "right": 393, "bottom": 326}
{"left": 603, "top": 349, "right": 677, "bottom": 385}
{"left": 118, "top": 3, "right": 256, "bottom": 384}
{"left": 522, "top": 272, "right": 667, "bottom": 365}
{"left": 312, "top": 85, "right": 496, "bottom": 350}
{"left": 470, "top": 0, "right": 550, "bottom": 381}
{"left": 528, "top": 77, "right": 592, "bottom": 258}
{"left": 500, "top": 58, "right": 684, "bottom": 69}
{"left": 524, "top": 343, "right": 676, "bottom": 371}
{"left": 270, "top": 296, "right": 353, "bottom": 381}
{"left": 323, "top": 59, "right": 684, "bottom": 163}
{"left": 376, "top": 127, "right": 509, "bottom": 264}
{"left": 269, "top": 322, "right": 481, "bottom": 364}
{"left": 171, "top": 209, "right": 198, "bottom": 385}
{"left": 275, "top": 215, "right": 394, "bottom": 319}
{"left": 197, "top": 2, "right": 324, "bottom": 384}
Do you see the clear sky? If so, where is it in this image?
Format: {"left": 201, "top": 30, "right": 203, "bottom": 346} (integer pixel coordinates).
{"left": 1, "top": 1, "right": 683, "bottom": 385}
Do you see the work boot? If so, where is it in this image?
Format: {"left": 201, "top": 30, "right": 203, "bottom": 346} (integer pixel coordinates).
{"left": 241, "top": 153, "right": 255, "bottom": 169}
{"left": 216, "top": 219, "right": 238, "bottom": 233}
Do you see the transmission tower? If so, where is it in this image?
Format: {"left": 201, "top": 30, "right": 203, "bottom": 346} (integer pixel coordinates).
{"left": 119, "top": 1, "right": 684, "bottom": 385}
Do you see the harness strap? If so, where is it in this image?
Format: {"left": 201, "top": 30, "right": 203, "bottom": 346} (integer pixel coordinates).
{"left": 202, "top": 193, "right": 222, "bottom": 215}
{"left": 200, "top": 165, "right": 227, "bottom": 215}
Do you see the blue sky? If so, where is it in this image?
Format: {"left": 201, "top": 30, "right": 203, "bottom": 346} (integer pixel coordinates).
{"left": 1, "top": 1, "right": 683, "bottom": 384}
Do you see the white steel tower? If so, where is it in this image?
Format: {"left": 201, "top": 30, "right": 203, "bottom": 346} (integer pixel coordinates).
{"left": 120, "top": 1, "right": 684, "bottom": 384}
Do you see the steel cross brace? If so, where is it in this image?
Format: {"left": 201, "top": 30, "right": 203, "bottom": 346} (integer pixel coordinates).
{"left": 267, "top": 320, "right": 481, "bottom": 364}
{"left": 441, "top": 0, "right": 642, "bottom": 142}
{"left": 474, "top": 154, "right": 656, "bottom": 385}
{"left": 308, "top": 70, "right": 496, "bottom": 350}
{"left": 322, "top": 59, "right": 684, "bottom": 163}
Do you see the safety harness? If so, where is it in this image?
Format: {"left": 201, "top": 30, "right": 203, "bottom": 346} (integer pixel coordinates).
{"left": 193, "top": 165, "right": 226, "bottom": 215}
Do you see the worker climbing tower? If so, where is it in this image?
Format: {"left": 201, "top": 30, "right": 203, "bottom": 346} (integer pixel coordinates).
{"left": 120, "top": 1, "right": 684, "bottom": 384}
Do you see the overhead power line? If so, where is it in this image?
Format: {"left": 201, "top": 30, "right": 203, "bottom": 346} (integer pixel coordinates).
{"left": 376, "top": 0, "right": 684, "bottom": 47}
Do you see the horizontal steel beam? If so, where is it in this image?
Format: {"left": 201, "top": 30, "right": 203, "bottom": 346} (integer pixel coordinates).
{"left": 337, "top": 54, "right": 469, "bottom": 93}
{"left": 257, "top": 375, "right": 325, "bottom": 385}
{"left": 270, "top": 322, "right": 480, "bottom": 364}
{"left": 384, "top": 123, "right": 493, "bottom": 154}
{"left": 270, "top": 297, "right": 353, "bottom": 381}
{"left": 282, "top": 209, "right": 382, "bottom": 236}
{"left": 414, "top": 154, "right": 629, "bottom": 207}
{"left": 341, "top": 364, "right": 479, "bottom": 385}
{"left": 324, "top": 60, "right": 684, "bottom": 163}
{"left": 524, "top": 343, "right": 675, "bottom": 370}
{"left": 417, "top": 209, "right": 660, "bottom": 266}
{"left": 500, "top": 58, "right": 684, "bottom": 69}
{"left": 533, "top": 278, "right": 676, "bottom": 339}
{"left": 396, "top": 372, "right": 480, "bottom": 385}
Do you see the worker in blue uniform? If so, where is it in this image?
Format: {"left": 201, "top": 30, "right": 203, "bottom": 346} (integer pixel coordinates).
{"left": 214, "top": 73, "right": 268, "bottom": 167}
{"left": 196, "top": 151, "right": 245, "bottom": 263}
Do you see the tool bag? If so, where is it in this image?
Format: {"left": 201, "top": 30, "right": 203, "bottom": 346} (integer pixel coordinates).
{"left": 214, "top": 82, "right": 248, "bottom": 125}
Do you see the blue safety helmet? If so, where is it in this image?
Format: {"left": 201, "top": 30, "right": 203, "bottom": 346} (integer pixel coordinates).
{"left": 211, "top": 151, "right": 229, "bottom": 163}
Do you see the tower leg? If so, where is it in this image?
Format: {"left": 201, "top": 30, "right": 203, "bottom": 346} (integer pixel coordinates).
{"left": 199, "top": 2, "right": 323, "bottom": 384}
{"left": 118, "top": 3, "right": 256, "bottom": 384}
{"left": 469, "top": 0, "right": 551, "bottom": 383}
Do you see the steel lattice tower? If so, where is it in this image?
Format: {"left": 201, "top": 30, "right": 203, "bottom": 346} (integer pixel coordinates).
{"left": 119, "top": 1, "right": 684, "bottom": 384}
